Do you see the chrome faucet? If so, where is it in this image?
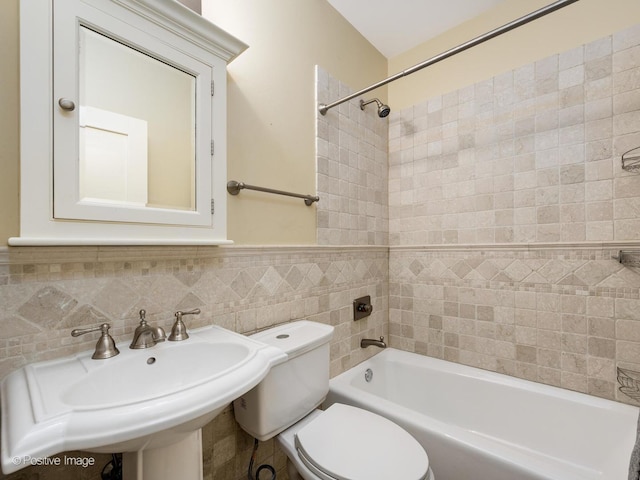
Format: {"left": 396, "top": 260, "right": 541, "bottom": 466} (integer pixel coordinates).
{"left": 71, "top": 323, "right": 120, "bottom": 359}
{"left": 168, "top": 308, "right": 201, "bottom": 341}
{"left": 130, "top": 309, "right": 166, "bottom": 349}
{"left": 360, "top": 336, "right": 386, "bottom": 349}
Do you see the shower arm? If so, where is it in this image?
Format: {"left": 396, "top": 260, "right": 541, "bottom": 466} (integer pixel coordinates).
{"left": 318, "top": 0, "right": 580, "bottom": 116}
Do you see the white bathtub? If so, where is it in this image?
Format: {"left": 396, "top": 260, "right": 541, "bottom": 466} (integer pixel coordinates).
{"left": 324, "top": 349, "right": 639, "bottom": 480}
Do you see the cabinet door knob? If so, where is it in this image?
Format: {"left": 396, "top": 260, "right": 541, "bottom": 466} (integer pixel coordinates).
{"left": 58, "top": 98, "right": 76, "bottom": 111}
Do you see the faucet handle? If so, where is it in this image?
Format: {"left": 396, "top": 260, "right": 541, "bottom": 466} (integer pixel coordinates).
{"left": 134, "top": 309, "right": 148, "bottom": 329}
{"left": 71, "top": 323, "right": 120, "bottom": 359}
{"left": 168, "top": 308, "right": 200, "bottom": 341}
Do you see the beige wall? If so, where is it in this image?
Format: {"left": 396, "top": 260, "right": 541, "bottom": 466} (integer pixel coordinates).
{"left": 4, "top": 1, "right": 640, "bottom": 246}
{"left": 0, "top": 0, "right": 386, "bottom": 246}
{"left": 389, "top": 0, "right": 640, "bottom": 110}
{"left": 0, "top": 0, "right": 20, "bottom": 246}
{"left": 177, "top": 0, "right": 200, "bottom": 14}
{"left": 202, "top": 0, "right": 387, "bottom": 244}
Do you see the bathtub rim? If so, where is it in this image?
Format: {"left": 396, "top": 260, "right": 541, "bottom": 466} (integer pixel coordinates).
{"left": 326, "top": 348, "right": 639, "bottom": 480}
{"left": 333, "top": 348, "right": 640, "bottom": 412}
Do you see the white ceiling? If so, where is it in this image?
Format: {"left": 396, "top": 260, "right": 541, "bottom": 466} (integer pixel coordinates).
{"left": 327, "top": 0, "right": 508, "bottom": 58}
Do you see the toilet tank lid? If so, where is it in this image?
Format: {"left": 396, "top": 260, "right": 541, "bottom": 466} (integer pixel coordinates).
{"left": 250, "top": 321, "right": 334, "bottom": 359}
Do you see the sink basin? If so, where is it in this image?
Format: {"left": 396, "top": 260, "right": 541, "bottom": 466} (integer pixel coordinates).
{"left": 60, "top": 342, "right": 250, "bottom": 407}
{"left": 1, "top": 325, "right": 286, "bottom": 475}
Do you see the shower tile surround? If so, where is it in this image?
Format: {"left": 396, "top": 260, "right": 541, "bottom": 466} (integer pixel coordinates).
{"left": 389, "top": 246, "right": 640, "bottom": 400}
{"left": 315, "top": 65, "right": 389, "bottom": 246}
{"left": 3, "top": 23, "right": 640, "bottom": 480}
{"left": 388, "top": 27, "right": 640, "bottom": 246}
{"left": 385, "top": 23, "right": 640, "bottom": 405}
{"left": 316, "top": 23, "right": 640, "bottom": 402}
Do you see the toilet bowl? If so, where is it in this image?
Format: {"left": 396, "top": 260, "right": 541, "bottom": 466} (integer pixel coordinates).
{"left": 233, "top": 321, "right": 433, "bottom": 480}
{"left": 277, "top": 406, "right": 434, "bottom": 480}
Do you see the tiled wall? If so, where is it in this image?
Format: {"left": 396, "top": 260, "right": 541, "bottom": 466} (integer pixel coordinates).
{"left": 388, "top": 25, "right": 640, "bottom": 245}
{"left": 388, "top": 23, "right": 640, "bottom": 406}
{"left": 389, "top": 245, "right": 640, "bottom": 402}
{"left": 0, "top": 245, "right": 388, "bottom": 480}
{"left": 316, "top": 66, "right": 389, "bottom": 246}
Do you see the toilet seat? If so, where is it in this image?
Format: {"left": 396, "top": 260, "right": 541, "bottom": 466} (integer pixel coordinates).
{"left": 293, "top": 404, "right": 430, "bottom": 480}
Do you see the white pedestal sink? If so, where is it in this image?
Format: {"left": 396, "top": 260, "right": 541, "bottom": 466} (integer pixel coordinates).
{"left": 122, "top": 430, "right": 204, "bottom": 480}
{"left": 1, "top": 325, "right": 286, "bottom": 479}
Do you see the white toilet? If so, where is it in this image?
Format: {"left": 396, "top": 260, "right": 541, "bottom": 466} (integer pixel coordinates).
{"left": 233, "top": 320, "right": 434, "bottom": 480}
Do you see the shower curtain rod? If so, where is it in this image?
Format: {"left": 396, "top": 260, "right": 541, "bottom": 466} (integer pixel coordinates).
{"left": 318, "top": 0, "right": 580, "bottom": 116}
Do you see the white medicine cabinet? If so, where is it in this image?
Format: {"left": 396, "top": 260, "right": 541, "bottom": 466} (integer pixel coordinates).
{"left": 10, "top": 0, "right": 247, "bottom": 245}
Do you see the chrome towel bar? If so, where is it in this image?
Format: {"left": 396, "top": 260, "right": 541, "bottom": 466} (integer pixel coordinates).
{"left": 227, "top": 180, "right": 319, "bottom": 206}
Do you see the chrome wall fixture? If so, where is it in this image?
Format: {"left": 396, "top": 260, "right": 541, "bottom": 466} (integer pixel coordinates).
{"left": 353, "top": 295, "right": 373, "bottom": 320}
{"left": 318, "top": 0, "right": 580, "bottom": 116}
{"left": 227, "top": 180, "right": 320, "bottom": 206}
{"left": 614, "top": 250, "right": 640, "bottom": 268}
{"left": 360, "top": 98, "right": 391, "bottom": 118}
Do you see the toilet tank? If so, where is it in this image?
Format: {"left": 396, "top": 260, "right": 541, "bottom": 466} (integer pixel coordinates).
{"left": 233, "top": 321, "right": 334, "bottom": 441}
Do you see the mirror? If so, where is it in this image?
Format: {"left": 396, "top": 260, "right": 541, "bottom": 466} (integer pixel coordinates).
{"left": 51, "top": 0, "right": 217, "bottom": 228}
{"left": 78, "top": 27, "right": 196, "bottom": 211}
{"left": 12, "top": 0, "right": 247, "bottom": 245}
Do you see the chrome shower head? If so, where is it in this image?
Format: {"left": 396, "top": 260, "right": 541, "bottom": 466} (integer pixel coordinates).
{"left": 378, "top": 103, "right": 391, "bottom": 118}
{"left": 360, "top": 98, "right": 391, "bottom": 118}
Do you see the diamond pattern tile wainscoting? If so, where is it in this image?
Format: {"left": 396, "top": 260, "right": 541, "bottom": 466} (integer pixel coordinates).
{"left": 389, "top": 245, "right": 640, "bottom": 402}
{"left": 0, "top": 246, "right": 388, "bottom": 480}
